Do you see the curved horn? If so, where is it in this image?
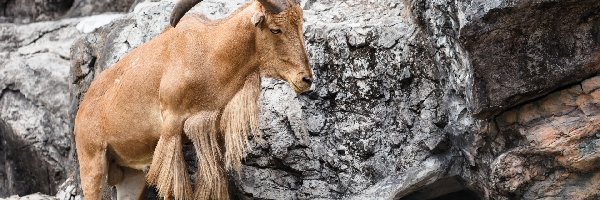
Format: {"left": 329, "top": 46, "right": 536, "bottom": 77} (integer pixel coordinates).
{"left": 256, "top": 0, "right": 289, "bottom": 14}
{"left": 170, "top": 0, "right": 202, "bottom": 27}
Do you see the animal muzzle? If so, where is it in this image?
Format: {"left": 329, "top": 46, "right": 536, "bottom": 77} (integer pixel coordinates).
{"left": 290, "top": 74, "right": 313, "bottom": 94}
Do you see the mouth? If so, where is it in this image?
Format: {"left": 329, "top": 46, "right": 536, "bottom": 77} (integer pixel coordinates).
{"left": 290, "top": 82, "right": 310, "bottom": 94}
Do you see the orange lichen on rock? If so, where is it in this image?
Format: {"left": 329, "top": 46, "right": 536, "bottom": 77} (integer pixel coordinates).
{"left": 493, "top": 75, "right": 600, "bottom": 198}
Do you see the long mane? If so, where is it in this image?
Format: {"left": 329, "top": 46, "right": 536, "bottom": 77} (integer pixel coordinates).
{"left": 181, "top": 72, "right": 261, "bottom": 199}
{"left": 220, "top": 72, "right": 261, "bottom": 172}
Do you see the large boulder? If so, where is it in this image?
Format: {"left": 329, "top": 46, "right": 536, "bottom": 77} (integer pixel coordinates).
{"left": 0, "top": 0, "right": 74, "bottom": 23}
{"left": 0, "top": 0, "right": 599, "bottom": 199}
{"left": 67, "top": 0, "right": 600, "bottom": 199}
{"left": 0, "top": 0, "right": 135, "bottom": 23}
{"left": 70, "top": 1, "right": 437, "bottom": 199}
{"left": 0, "top": 18, "right": 82, "bottom": 197}
{"left": 489, "top": 76, "right": 600, "bottom": 199}
{"left": 0, "top": 14, "right": 122, "bottom": 198}
{"left": 461, "top": 0, "right": 600, "bottom": 117}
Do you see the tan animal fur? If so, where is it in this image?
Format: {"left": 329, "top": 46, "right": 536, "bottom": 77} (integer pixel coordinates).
{"left": 74, "top": 0, "right": 312, "bottom": 199}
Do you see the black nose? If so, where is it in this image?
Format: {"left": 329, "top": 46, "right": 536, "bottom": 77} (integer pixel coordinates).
{"left": 302, "top": 76, "right": 313, "bottom": 85}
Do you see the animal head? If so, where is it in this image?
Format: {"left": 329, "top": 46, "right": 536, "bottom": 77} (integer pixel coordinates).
{"left": 170, "top": 0, "right": 314, "bottom": 94}
{"left": 251, "top": 0, "right": 313, "bottom": 94}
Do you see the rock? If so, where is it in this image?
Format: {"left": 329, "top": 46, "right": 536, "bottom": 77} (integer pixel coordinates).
{"left": 491, "top": 75, "right": 600, "bottom": 198}
{"left": 0, "top": 18, "right": 80, "bottom": 197}
{"left": 1, "top": 0, "right": 599, "bottom": 199}
{"left": 65, "top": 0, "right": 600, "bottom": 199}
{"left": 70, "top": 0, "right": 445, "bottom": 199}
{"left": 582, "top": 76, "right": 600, "bottom": 94}
{"left": 75, "top": 14, "right": 126, "bottom": 34}
{"left": 0, "top": 0, "right": 134, "bottom": 23}
{"left": 0, "top": 14, "right": 122, "bottom": 198}
{"left": 0, "top": 193, "right": 55, "bottom": 200}
{"left": 65, "top": 0, "right": 136, "bottom": 18}
{"left": 55, "top": 178, "right": 82, "bottom": 200}
{"left": 461, "top": 0, "right": 600, "bottom": 117}
{"left": 0, "top": 0, "right": 73, "bottom": 23}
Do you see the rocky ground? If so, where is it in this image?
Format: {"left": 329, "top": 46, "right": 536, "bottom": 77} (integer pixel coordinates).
{"left": 1, "top": 0, "right": 600, "bottom": 199}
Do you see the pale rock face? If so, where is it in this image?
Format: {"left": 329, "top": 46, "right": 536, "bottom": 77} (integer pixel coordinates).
{"left": 0, "top": 15, "right": 121, "bottom": 197}
{"left": 76, "top": 14, "right": 125, "bottom": 34}
{"left": 0, "top": 18, "right": 82, "bottom": 197}
{"left": 1, "top": 0, "right": 600, "bottom": 199}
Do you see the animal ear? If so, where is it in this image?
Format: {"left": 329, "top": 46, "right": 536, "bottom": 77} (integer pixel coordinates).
{"left": 251, "top": 12, "right": 265, "bottom": 27}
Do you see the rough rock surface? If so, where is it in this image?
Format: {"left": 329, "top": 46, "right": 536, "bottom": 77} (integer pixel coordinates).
{"left": 65, "top": 0, "right": 137, "bottom": 18}
{"left": 1, "top": 0, "right": 600, "bottom": 199}
{"left": 0, "top": 0, "right": 135, "bottom": 23}
{"left": 0, "top": 18, "right": 81, "bottom": 197}
{"left": 71, "top": 1, "right": 434, "bottom": 199}
{"left": 462, "top": 0, "right": 600, "bottom": 117}
{"left": 66, "top": 0, "right": 600, "bottom": 199}
{"left": 0, "top": 193, "right": 55, "bottom": 200}
{"left": 0, "top": 14, "right": 122, "bottom": 198}
{"left": 65, "top": 0, "right": 600, "bottom": 199}
{"left": 491, "top": 75, "right": 600, "bottom": 199}
{"left": 0, "top": 0, "right": 74, "bottom": 23}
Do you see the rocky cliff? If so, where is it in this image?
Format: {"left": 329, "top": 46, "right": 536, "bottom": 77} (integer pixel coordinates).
{"left": 0, "top": 0, "right": 135, "bottom": 23}
{"left": 1, "top": 0, "right": 600, "bottom": 199}
{"left": 0, "top": 12, "right": 124, "bottom": 198}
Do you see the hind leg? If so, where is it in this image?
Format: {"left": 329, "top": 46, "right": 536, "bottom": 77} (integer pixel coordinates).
{"left": 115, "top": 167, "right": 147, "bottom": 200}
{"left": 77, "top": 142, "right": 108, "bottom": 200}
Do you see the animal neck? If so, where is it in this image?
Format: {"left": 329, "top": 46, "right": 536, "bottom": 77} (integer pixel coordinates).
{"left": 168, "top": 2, "right": 263, "bottom": 107}
{"left": 203, "top": 2, "right": 261, "bottom": 89}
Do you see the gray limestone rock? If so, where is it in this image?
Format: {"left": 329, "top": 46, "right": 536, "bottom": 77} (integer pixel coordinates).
{"left": 0, "top": 0, "right": 135, "bottom": 23}
{"left": 0, "top": 18, "right": 81, "bottom": 197}
{"left": 1, "top": 0, "right": 600, "bottom": 199}
{"left": 0, "top": 14, "right": 122, "bottom": 198}
{"left": 0, "top": 0, "right": 73, "bottom": 23}
{"left": 66, "top": 0, "right": 600, "bottom": 199}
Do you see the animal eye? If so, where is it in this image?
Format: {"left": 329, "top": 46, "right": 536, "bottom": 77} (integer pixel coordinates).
{"left": 270, "top": 29, "right": 282, "bottom": 34}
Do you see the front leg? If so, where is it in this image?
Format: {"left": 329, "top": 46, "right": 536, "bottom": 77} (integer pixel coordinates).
{"left": 146, "top": 112, "right": 193, "bottom": 200}
{"left": 184, "top": 111, "right": 229, "bottom": 199}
